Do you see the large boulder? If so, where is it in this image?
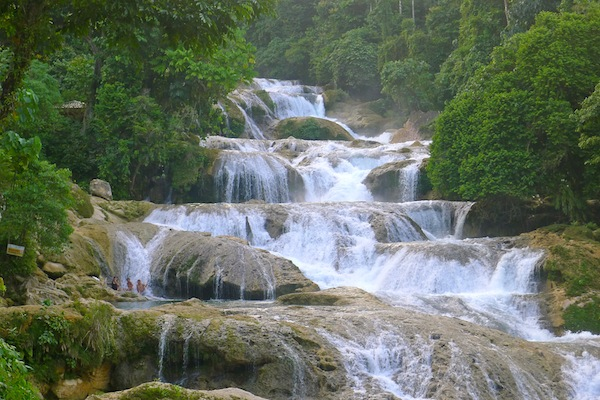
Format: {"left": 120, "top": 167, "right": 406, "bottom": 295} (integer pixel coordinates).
{"left": 362, "top": 160, "right": 416, "bottom": 202}
{"left": 389, "top": 110, "right": 439, "bottom": 142}
{"left": 462, "top": 196, "right": 567, "bottom": 238}
{"left": 89, "top": 179, "right": 113, "bottom": 201}
{"left": 55, "top": 214, "right": 318, "bottom": 301}
{"left": 51, "top": 363, "right": 111, "bottom": 400}
{"left": 272, "top": 117, "right": 354, "bottom": 141}
{"left": 324, "top": 99, "right": 403, "bottom": 137}
{"left": 150, "top": 229, "right": 319, "bottom": 300}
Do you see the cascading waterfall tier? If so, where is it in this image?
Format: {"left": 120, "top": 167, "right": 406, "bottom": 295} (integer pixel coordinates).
{"left": 225, "top": 78, "right": 326, "bottom": 139}
{"left": 205, "top": 135, "right": 431, "bottom": 204}
{"left": 125, "top": 79, "right": 600, "bottom": 399}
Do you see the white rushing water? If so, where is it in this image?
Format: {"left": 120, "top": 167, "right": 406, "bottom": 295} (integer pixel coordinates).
{"left": 562, "top": 351, "right": 600, "bottom": 399}
{"left": 140, "top": 79, "right": 600, "bottom": 399}
{"left": 113, "top": 227, "right": 170, "bottom": 296}
{"left": 321, "top": 328, "right": 433, "bottom": 399}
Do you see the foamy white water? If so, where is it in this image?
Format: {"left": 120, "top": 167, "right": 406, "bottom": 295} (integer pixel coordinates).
{"left": 562, "top": 351, "right": 600, "bottom": 400}
{"left": 134, "top": 78, "right": 600, "bottom": 399}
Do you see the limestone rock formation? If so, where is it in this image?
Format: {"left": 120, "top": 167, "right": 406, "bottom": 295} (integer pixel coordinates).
{"left": 57, "top": 212, "right": 318, "bottom": 301}
{"left": 89, "top": 179, "right": 113, "bottom": 201}
{"left": 42, "top": 261, "right": 68, "bottom": 279}
{"left": 52, "top": 363, "right": 111, "bottom": 400}
{"left": 362, "top": 160, "right": 416, "bottom": 202}
{"left": 272, "top": 117, "right": 354, "bottom": 141}
{"left": 150, "top": 229, "right": 319, "bottom": 299}
{"left": 2, "top": 290, "right": 592, "bottom": 400}
{"left": 389, "top": 110, "right": 439, "bottom": 142}
{"left": 87, "top": 381, "right": 270, "bottom": 400}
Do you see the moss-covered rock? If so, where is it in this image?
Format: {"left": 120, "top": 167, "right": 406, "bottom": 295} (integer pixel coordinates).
{"left": 219, "top": 98, "right": 246, "bottom": 138}
{"left": 524, "top": 224, "right": 600, "bottom": 334}
{"left": 71, "top": 184, "right": 94, "bottom": 219}
{"left": 0, "top": 288, "right": 589, "bottom": 400}
{"left": 272, "top": 117, "right": 354, "bottom": 141}
{"left": 463, "top": 196, "right": 567, "bottom": 238}
{"left": 563, "top": 296, "right": 600, "bottom": 333}
{"left": 97, "top": 201, "right": 157, "bottom": 222}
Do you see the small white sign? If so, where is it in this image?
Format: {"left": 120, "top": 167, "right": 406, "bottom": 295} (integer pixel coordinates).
{"left": 7, "top": 243, "right": 25, "bottom": 257}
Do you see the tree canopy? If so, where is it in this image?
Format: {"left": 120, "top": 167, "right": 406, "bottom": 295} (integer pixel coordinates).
{"left": 0, "top": 0, "right": 276, "bottom": 278}
{"left": 428, "top": 4, "right": 600, "bottom": 220}
{"left": 0, "top": 0, "right": 275, "bottom": 121}
{"left": 1, "top": 0, "right": 275, "bottom": 201}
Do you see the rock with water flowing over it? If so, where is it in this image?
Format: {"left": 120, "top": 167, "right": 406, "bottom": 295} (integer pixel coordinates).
{"left": 150, "top": 229, "right": 319, "bottom": 300}
{"left": 112, "top": 290, "right": 595, "bottom": 400}
{"left": 363, "top": 160, "right": 418, "bottom": 202}
{"left": 58, "top": 217, "right": 318, "bottom": 301}
{"left": 1, "top": 291, "right": 598, "bottom": 400}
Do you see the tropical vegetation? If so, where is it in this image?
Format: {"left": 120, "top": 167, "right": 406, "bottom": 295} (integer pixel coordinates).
{"left": 249, "top": 0, "right": 599, "bottom": 221}
{"left": 0, "top": 0, "right": 599, "bottom": 396}
{"left": 0, "top": 0, "right": 274, "bottom": 280}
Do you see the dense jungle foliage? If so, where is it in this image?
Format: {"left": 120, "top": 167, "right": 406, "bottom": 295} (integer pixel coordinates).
{"left": 249, "top": 0, "right": 599, "bottom": 222}
{"left": 0, "top": 1, "right": 598, "bottom": 278}
{"left": 0, "top": 0, "right": 274, "bottom": 278}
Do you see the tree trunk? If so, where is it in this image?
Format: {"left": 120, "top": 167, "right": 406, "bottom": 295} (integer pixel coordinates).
{"left": 81, "top": 35, "right": 103, "bottom": 134}
{"left": 0, "top": 3, "right": 46, "bottom": 122}
{"left": 503, "top": 0, "right": 510, "bottom": 26}
{"left": 412, "top": 0, "right": 415, "bottom": 23}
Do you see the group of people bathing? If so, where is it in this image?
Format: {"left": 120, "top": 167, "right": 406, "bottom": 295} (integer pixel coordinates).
{"left": 111, "top": 276, "right": 146, "bottom": 294}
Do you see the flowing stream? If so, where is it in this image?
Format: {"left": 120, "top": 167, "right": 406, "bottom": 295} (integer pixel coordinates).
{"left": 122, "top": 79, "right": 599, "bottom": 399}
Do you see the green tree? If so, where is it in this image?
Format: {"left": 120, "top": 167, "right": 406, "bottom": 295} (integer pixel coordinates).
{"left": 381, "top": 58, "right": 436, "bottom": 111}
{"left": 0, "top": 338, "right": 41, "bottom": 400}
{"left": 0, "top": 132, "right": 73, "bottom": 276}
{"left": 247, "top": 0, "right": 318, "bottom": 81}
{"left": 0, "top": 0, "right": 276, "bottom": 122}
{"left": 92, "top": 84, "right": 167, "bottom": 199}
{"left": 577, "top": 83, "right": 600, "bottom": 199}
{"left": 505, "top": 0, "right": 561, "bottom": 36}
{"left": 436, "top": 0, "right": 507, "bottom": 101}
{"left": 156, "top": 29, "right": 258, "bottom": 110}
{"left": 326, "top": 28, "right": 380, "bottom": 98}
{"left": 429, "top": 5, "right": 600, "bottom": 220}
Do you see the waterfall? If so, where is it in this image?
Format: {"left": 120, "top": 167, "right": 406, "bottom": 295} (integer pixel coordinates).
{"left": 158, "top": 314, "right": 177, "bottom": 382}
{"left": 322, "top": 329, "right": 433, "bottom": 399}
{"left": 214, "top": 152, "right": 292, "bottom": 203}
{"left": 398, "top": 162, "right": 420, "bottom": 202}
{"left": 137, "top": 79, "right": 600, "bottom": 399}
{"left": 562, "top": 351, "right": 600, "bottom": 400}
{"left": 213, "top": 260, "right": 224, "bottom": 300}
{"left": 113, "top": 228, "right": 169, "bottom": 296}
{"left": 225, "top": 78, "right": 325, "bottom": 139}
{"left": 253, "top": 78, "right": 326, "bottom": 119}
{"left": 280, "top": 341, "right": 308, "bottom": 400}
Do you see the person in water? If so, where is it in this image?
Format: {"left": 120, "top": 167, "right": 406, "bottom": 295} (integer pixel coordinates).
{"left": 111, "top": 276, "right": 120, "bottom": 290}
{"left": 136, "top": 279, "right": 146, "bottom": 294}
{"left": 126, "top": 277, "right": 134, "bottom": 291}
